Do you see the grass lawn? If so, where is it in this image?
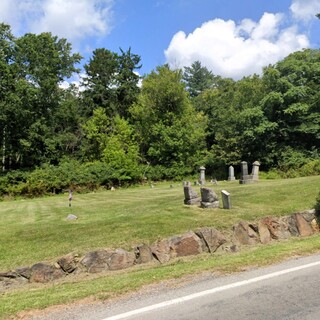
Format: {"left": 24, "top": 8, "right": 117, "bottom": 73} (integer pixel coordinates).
{"left": 0, "top": 176, "right": 320, "bottom": 319}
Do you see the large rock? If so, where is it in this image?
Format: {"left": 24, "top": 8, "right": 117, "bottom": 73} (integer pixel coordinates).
{"left": 259, "top": 216, "right": 291, "bottom": 240}
{"left": 0, "top": 271, "right": 18, "bottom": 279}
{"left": 169, "top": 232, "right": 203, "bottom": 258}
{"left": 295, "top": 213, "right": 313, "bottom": 237}
{"left": 80, "top": 249, "right": 135, "bottom": 273}
{"left": 200, "top": 187, "right": 218, "bottom": 202}
{"left": 15, "top": 266, "right": 31, "bottom": 279}
{"left": 300, "top": 209, "right": 316, "bottom": 223}
{"left": 0, "top": 271, "right": 28, "bottom": 291}
{"left": 29, "top": 263, "right": 65, "bottom": 283}
{"left": 258, "top": 220, "right": 271, "bottom": 244}
{"left": 232, "top": 221, "right": 259, "bottom": 245}
{"left": 286, "top": 215, "right": 300, "bottom": 236}
{"left": 135, "top": 244, "right": 154, "bottom": 264}
{"left": 311, "top": 219, "right": 319, "bottom": 233}
{"left": 80, "top": 250, "right": 112, "bottom": 273}
{"left": 107, "top": 249, "right": 135, "bottom": 271}
{"left": 150, "top": 239, "right": 171, "bottom": 264}
{"left": 195, "top": 227, "right": 227, "bottom": 253}
{"left": 57, "top": 253, "right": 79, "bottom": 273}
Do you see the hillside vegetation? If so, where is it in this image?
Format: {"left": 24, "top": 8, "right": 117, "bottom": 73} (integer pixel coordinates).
{"left": 0, "top": 23, "right": 319, "bottom": 191}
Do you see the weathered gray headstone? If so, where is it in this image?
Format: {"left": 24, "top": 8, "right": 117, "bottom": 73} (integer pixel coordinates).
{"left": 200, "top": 187, "right": 218, "bottom": 202}
{"left": 183, "top": 186, "right": 200, "bottom": 205}
{"left": 252, "top": 161, "right": 260, "bottom": 181}
{"left": 228, "top": 165, "right": 236, "bottom": 181}
{"left": 240, "top": 161, "right": 248, "bottom": 184}
{"left": 221, "top": 190, "right": 231, "bottom": 209}
{"left": 239, "top": 161, "right": 254, "bottom": 184}
{"left": 199, "top": 166, "right": 206, "bottom": 185}
{"left": 200, "top": 187, "right": 219, "bottom": 209}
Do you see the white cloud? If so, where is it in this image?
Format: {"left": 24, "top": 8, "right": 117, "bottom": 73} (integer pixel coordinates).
{"left": 0, "top": 0, "right": 114, "bottom": 42}
{"left": 290, "top": 0, "right": 320, "bottom": 21}
{"left": 59, "top": 73, "right": 87, "bottom": 91}
{"left": 164, "top": 13, "right": 309, "bottom": 79}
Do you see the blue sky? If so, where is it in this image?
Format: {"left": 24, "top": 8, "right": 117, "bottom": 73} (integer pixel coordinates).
{"left": 0, "top": 0, "right": 319, "bottom": 81}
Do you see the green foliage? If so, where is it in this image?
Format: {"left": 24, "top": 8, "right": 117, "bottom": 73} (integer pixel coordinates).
{"left": 82, "top": 108, "right": 142, "bottom": 181}
{"left": 0, "top": 23, "right": 82, "bottom": 170}
{"left": 277, "top": 147, "right": 310, "bottom": 171}
{"left": 260, "top": 49, "right": 320, "bottom": 167}
{"left": 259, "top": 169, "right": 282, "bottom": 180}
{"left": 299, "top": 159, "right": 320, "bottom": 177}
{"left": 145, "top": 164, "right": 195, "bottom": 181}
{"left": 1, "top": 22, "right": 320, "bottom": 188}
{"left": 81, "top": 47, "right": 141, "bottom": 118}
{"left": 0, "top": 159, "right": 144, "bottom": 197}
{"left": 131, "top": 65, "right": 207, "bottom": 175}
{"left": 102, "top": 115, "right": 142, "bottom": 181}
{"left": 183, "top": 60, "right": 218, "bottom": 97}
{"left": 81, "top": 107, "right": 110, "bottom": 161}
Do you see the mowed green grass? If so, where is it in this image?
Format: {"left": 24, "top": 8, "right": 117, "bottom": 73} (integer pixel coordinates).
{"left": 0, "top": 176, "right": 319, "bottom": 271}
{"left": 1, "top": 176, "right": 320, "bottom": 319}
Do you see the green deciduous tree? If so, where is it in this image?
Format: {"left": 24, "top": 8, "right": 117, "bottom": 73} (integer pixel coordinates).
{"left": 82, "top": 107, "right": 141, "bottom": 181}
{"left": 261, "top": 49, "right": 320, "bottom": 168}
{"left": 194, "top": 75, "right": 272, "bottom": 174}
{"left": 0, "top": 25, "right": 82, "bottom": 170}
{"left": 131, "top": 65, "right": 207, "bottom": 177}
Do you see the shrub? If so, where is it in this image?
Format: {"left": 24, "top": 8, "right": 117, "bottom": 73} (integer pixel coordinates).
{"left": 299, "top": 160, "right": 320, "bottom": 177}
{"left": 278, "top": 147, "right": 309, "bottom": 172}
{"left": 259, "top": 169, "right": 282, "bottom": 180}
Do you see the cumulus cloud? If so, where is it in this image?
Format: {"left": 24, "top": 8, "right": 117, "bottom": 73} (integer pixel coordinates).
{"left": 290, "top": 0, "right": 320, "bottom": 21}
{"left": 165, "top": 12, "right": 309, "bottom": 79}
{"left": 0, "top": 0, "right": 114, "bottom": 42}
{"left": 59, "top": 73, "right": 86, "bottom": 91}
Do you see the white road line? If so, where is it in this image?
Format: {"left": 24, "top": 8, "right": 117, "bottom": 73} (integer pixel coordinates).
{"left": 102, "top": 260, "right": 320, "bottom": 320}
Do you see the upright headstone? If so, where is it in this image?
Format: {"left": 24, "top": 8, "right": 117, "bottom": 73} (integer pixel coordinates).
{"left": 199, "top": 166, "right": 206, "bottom": 185}
{"left": 252, "top": 161, "right": 260, "bottom": 181}
{"left": 183, "top": 186, "right": 200, "bottom": 205}
{"left": 221, "top": 190, "right": 231, "bottom": 209}
{"left": 228, "top": 166, "right": 236, "bottom": 181}
{"left": 239, "top": 161, "right": 253, "bottom": 184}
{"left": 200, "top": 187, "right": 219, "bottom": 208}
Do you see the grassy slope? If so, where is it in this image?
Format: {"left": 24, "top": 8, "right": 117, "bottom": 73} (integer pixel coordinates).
{"left": 0, "top": 176, "right": 320, "bottom": 318}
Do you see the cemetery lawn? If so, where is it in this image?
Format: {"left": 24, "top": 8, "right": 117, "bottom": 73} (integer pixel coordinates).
{"left": 1, "top": 176, "right": 320, "bottom": 319}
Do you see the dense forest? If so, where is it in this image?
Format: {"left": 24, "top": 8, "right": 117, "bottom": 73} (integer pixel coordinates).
{"left": 0, "top": 23, "right": 319, "bottom": 196}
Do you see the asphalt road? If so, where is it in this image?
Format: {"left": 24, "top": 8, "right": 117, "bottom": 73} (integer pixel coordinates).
{"left": 28, "top": 254, "right": 320, "bottom": 320}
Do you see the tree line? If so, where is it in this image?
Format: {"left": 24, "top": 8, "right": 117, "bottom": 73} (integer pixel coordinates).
{"left": 0, "top": 23, "right": 319, "bottom": 195}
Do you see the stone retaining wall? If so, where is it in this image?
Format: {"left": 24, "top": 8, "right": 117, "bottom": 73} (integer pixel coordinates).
{"left": 0, "top": 209, "right": 317, "bottom": 290}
